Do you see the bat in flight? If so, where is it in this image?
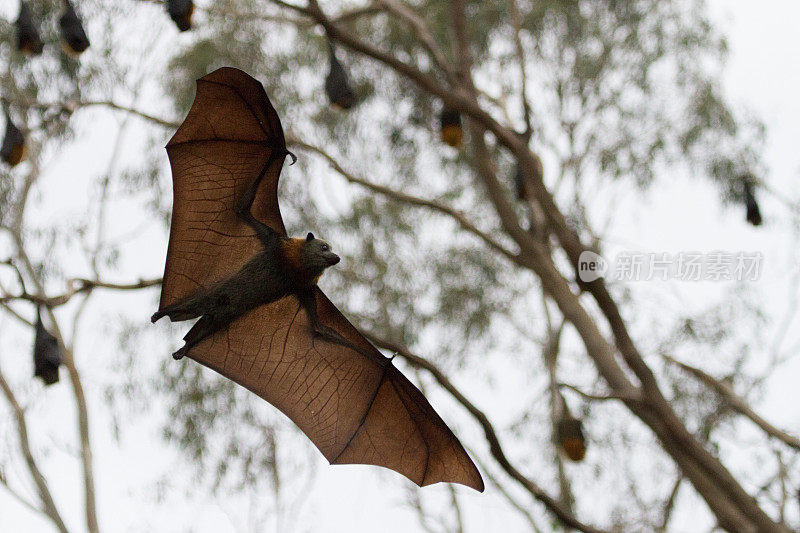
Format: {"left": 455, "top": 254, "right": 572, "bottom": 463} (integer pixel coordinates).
{"left": 152, "top": 67, "right": 484, "bottom": 492}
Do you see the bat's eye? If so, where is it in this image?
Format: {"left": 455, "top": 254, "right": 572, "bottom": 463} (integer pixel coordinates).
{"left": 321, "top": 244, "right": 330, "bottom": 252}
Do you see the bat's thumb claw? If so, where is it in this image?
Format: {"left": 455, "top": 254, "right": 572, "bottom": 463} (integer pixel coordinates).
{"left": 151, "top": 311, "right": 162, "bottom": 323}
{"left": 285, "top": 149, "right": 297, "bottom": 165}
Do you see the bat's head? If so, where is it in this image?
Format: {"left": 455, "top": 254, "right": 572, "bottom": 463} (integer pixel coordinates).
{"left": 301, "top": 232, "right": 340, "bottom": 276}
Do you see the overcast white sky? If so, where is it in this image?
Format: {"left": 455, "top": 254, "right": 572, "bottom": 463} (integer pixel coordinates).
{"left": 1, "top": 1, "right": 799, "bottom": 532}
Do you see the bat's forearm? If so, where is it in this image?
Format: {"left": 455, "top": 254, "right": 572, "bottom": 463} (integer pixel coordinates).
{"left": 297, "top": 288, "right": 373, "bottom": 358}
{"left": 313, "top": 323, "right": 377, "bottom": 360}
{"left": 235, "top": 179, "right": 265, "bottom": 227}
{"left": 235, "top": 162, "right": 282, "bottom": 242}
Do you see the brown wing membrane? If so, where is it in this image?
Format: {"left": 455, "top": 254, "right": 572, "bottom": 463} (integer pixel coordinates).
{"left": 189, "top": 287, "right": 484, "bottom": 491}
{"left": 160, "top": 67, "right": 482, "bottom": 490}
{"left": 159, "top": 67, "right": 287, "bottom": 310}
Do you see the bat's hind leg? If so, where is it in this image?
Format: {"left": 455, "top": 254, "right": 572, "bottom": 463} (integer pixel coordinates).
{"left": 173, "top": 315, "right": 216, "bottom": 360}
{"left": 172, "top": 309, "right": 232, "bottom": 360}
{"left": 151, "top": 297, "right": 204, "bottom": 323}
{"left": 151, "top": 289, "right": 230, "bottom": 323}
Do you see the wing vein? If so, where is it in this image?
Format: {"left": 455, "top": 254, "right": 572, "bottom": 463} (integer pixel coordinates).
{"left": 167, "top": 138, "right": 273, "bottom": 148}
{"left": 330, "top": 362, "right": 392, "bottom": 464}
{"left": 388, "top": 375, "right": 431, "bottom": 485}
{"left": 200, "top": 78, "right": 271, "bottom": 138}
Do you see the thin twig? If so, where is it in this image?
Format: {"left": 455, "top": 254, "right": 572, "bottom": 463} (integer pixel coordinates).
{"left": 366, "top": 333, "right": 607, "bottom": 533}
{"left": 507, "top": 0, "right": 532, "bottom": 135}
{"left": 0, "top": 367, "right": 70, "bottom": 533}
{"left": 0, "top": 278, "right": 162, "bottom": 308}
{"left": 0, "top": 96, "right": 179, "bottom": 129}
{"left": 468, "top": 450, "right": 543, "bottom": 533}
{"left": 559, "top": 383, "right": 641, "bottom": 403}
{"left": 376, "top": 0, "right": 455, "bottom": 80}
{"left": 288, "top": 137, "right": 520, "bottom": 263}
{"left": 656, "top": 477, "right": 683, "bottom": 532}
{"left": 663, "top": 355, "right": 800, "bottom": 451}
{"left": 0, "top": 471, "right": 44, "bottom": 517}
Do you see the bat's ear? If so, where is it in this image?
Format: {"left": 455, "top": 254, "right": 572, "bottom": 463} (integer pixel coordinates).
{"left": 306, "top": 232, "right": 315, "bottom": 241}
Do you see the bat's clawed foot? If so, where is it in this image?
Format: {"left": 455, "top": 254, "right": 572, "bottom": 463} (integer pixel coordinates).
{"left": 172, "top": 345, "right": 189, "bottom": 360}
{"left": 151, "top": 311, "right": 163, "bottom": 323}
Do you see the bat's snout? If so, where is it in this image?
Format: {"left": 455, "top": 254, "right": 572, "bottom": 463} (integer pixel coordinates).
{"left": 327, "top": 253, "right": 341, "bottom": 266}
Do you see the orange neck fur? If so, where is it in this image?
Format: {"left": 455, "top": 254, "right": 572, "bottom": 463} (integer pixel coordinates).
{"left": 280, "top": 238, "right": 322, "bottom": 286}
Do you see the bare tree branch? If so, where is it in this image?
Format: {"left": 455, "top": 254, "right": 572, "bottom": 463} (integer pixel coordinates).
{"left": 0, "top": 95, "right": 179, "bottom": 129}
{"left": 366, "top": 334, "right": 608, "bottom": 533}
{"left": 0, "top": 277, "right": 162, "bottom": 308}
{"left": 0, "top": 368, "right": 70, "bottom": 533}
{"left": 664, "top": 355, "right": 800, "bottom": 451}
{"left": 376, "top": 0, "right": 455, "bottom": 81}
{"left": 469, "top": 452, "right": 543, "bottom": 533}
{"left": 288, "top": 137, "right": 519, "bottom": 263}
{"left": 656, "top": 477, "right": 683, "bottom": 532}
{"left": 507, "top": 0, "right": 532, "bottom": 136}
{"left": 559, "top": 383, "right": 641, "bottom": 403}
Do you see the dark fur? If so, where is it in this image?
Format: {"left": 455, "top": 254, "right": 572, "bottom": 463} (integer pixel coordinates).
{"left": 325, "top": 41, "right": 355, "bottom": 109}
{"left": 152, "top": 163, "right": 345, "bottom": 360}
{"left": 743, "top": 178, "right": 762, "bottom": 227}
{"left": 16, "top": 2, "right": 43, "bottom": 55}
{"left": 167, "top": 0, "right": 194, "bottom": 32}
{"left": 1, "top": 113, "right": 25, "bottom": 166}
{"left": 59, "top": 0, "right": 90, "bottom": 55}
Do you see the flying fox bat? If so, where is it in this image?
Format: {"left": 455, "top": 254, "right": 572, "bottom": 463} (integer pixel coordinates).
{"left": 742, "top": 176, "right": 762, "bottom": 226}
{"left": 1, "top": 112, "right": 26, "bottom": 167}
{"left": 152, "top": 67, "right": 483, "bottom": 492}
{"left": 439, "top": 107, "right": 463, "bottom": 148}
{"left": 16, "top": 1, "right": 44, "bottom": 56}
{"left": 59, "top": 0, "right": 90, "bottom": 56}
{"left": 325, "top": 40, "right": 355, "bottom": 110}
{"left": 33, "top": 308, "right": 62, "bottom": 385}
{"left": 166, "top": 0, "right": 193, "bottom": 32}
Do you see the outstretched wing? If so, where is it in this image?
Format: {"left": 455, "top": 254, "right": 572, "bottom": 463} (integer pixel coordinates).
{"left": 189, "top": 286, "right": 484, "bottom": 491}
{"left": 159, "top": 67, "right": 288, "bottom": 310}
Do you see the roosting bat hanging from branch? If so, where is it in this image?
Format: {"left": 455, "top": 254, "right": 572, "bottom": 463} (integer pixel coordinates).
{"left": 439, "top": 107, "right": 463, "bottom": 148}
{"left": 15, "top": 1, "right": 44, "bottom": 56}
{"left": 325, "top": 40, "right": 356, "bottom": 110}
{"left": 33, "top": 308, "right": 62, "bottom": 386}
{"left": 166, "top": 0, "right": 194, "bottom": 32}
{"left": 1, "top": 112, "right": 26, "bottom": 167}
{"left": 59, "top": 0, "right": 90, "bottom": 56}
{"left": 152, "top": 67, "right": 483, "bottom": 491}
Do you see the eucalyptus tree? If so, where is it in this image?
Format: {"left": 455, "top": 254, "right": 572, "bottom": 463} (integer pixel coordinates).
{"left": 0, "top": 1, "right": 797, "bottom": 532}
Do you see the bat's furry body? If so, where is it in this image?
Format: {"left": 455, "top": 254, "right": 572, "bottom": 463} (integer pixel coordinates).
{"left": 154, "top": 247, "right": 287, "bottom": 323}
{"left": 152, "top": 160, "right": 345, "bottom": 359}
{"left": 167, "top": 0, "right": 194, "bottom": 32}
{"left": 1, "top": 113, "right": 26, "bottom": 167}
{"left": 59, "top": 0, "right": 90, "bottom": 56}
{"left": 743, "top": 178, "right": 762, "bottom": 226}
{"left": 153, "top": 67, "right": 483, "bottom": 491}
{"left": 325, "top": 42, "right": 355, "bottom": 109}
{"left": 16, "top": 2, "right": 43, "bottom": 56}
